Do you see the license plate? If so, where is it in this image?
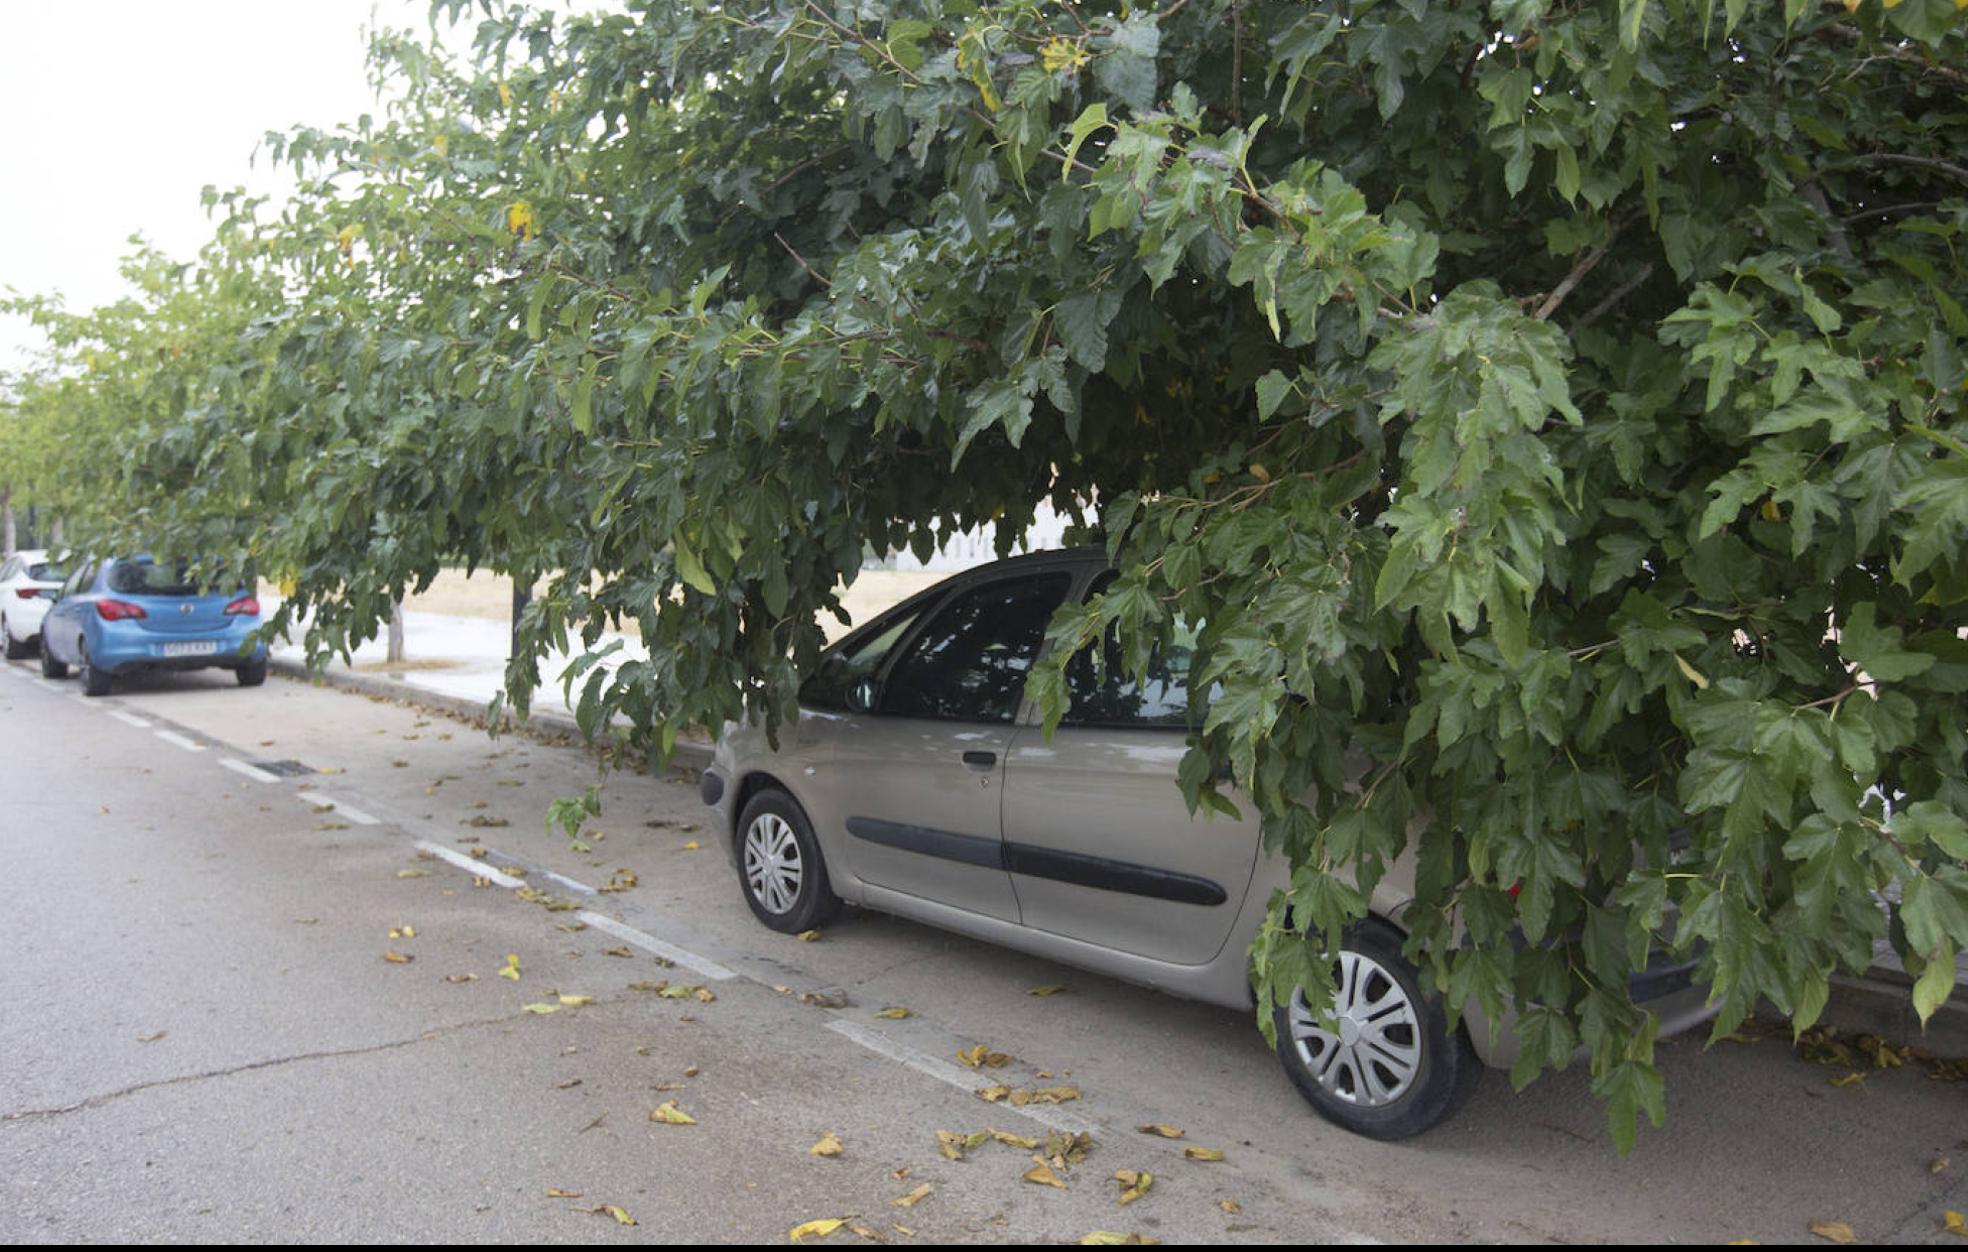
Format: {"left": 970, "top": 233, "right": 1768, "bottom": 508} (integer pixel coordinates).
{"left": 161, "top": 641, "right": 218, "bottom": 658}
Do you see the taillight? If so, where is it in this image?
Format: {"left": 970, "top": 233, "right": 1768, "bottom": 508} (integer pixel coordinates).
{"left": 224, "top": 595, "right": 260, "bottom": 617}
{"left": 96, "top": 599, "right": 148, "bottom": 621}
{"left": 14, "top": 589, "right": 38, "bottom": 599}
{"left": 1507, "top": 881, "right": 1523, "bottom": 898}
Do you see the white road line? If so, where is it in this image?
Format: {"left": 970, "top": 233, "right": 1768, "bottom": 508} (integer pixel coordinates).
{"left": 413, "top": 840, "right": 525, "bottom": 887}
{"left": 107, "top": 710, "right": 151, "bottom": 729}
{"left": 302, "top": 793, "right": 377, "bottom": 825}
{"left": 219, "top": 758, "right": 281, "bottom": 784}
{"left": 825, "top": 1019, "right": 1095, "bottom": 1133}
{"left": 577, "top": 912, "right": 737, "bottom": 983}
{"left": 540, "top": 869, "right": 597, "bottom": 896}
{"left": 154, "top": 729, "right": 205, "bottom": 753}
{"left": 35, "top": 679, "right": 64, "bottom": 693}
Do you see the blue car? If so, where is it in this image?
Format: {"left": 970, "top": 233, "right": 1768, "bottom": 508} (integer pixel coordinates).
{"left": 39, "top": 556, "right": 268, "bottom": 696}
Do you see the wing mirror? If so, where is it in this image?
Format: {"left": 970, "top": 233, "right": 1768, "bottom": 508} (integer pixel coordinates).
{"left": 848, "top": 679, "right": 878, "bottom": 713}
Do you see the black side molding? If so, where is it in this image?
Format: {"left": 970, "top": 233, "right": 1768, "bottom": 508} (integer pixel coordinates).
{"left": 845, "top": 816, "right": 1227, "bottom": 907}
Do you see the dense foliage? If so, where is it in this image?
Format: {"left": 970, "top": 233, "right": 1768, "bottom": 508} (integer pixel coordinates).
{"left": 6, "top": 0, "right": 1967, "bottom": 1147}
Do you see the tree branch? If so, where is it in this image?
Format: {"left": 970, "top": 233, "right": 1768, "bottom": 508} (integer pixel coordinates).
{"left": 1573, "top": 261, "right": 1656, "bottom": 331}
{"left": 1535, "top": 219, "right": 1622, "bottom": 321}
{"left": 772, "top": 231, "right": 831, "bottom": 288}
{"left": 1853, "top": 152, "right": 1968, "bottom": 186}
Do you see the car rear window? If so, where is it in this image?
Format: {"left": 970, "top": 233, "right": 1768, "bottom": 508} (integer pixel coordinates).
{"left": 26, "top": 563, "right": 62, "bottom": 583}
{"left": 107, "top": 559, "right": 244, "bottom": 597}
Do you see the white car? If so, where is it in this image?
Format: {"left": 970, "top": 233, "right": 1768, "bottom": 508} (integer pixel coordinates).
{"left": 1, "top": 550, "right": 65, "bottom": 659}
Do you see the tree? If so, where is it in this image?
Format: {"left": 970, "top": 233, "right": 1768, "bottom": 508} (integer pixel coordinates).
{"left": 23, "top": 0, "right": 1968, "bottom": 1148}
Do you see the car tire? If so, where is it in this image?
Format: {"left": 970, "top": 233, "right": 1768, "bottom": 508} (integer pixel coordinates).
{"left": 734, "top": 788, "right": 842, "bottom": 935}
{"left": 1271, "top": 917, "right": 1482, "bottom": 1141}
{"left": 236, "top": 658, "right": 267, "bottom": 688}
{"left": 2, "top": 617, "right": 27, "bottom": 660}
{"left": 79, "top": 643, "right": 113, "bottom": 697}
{"left": 40, "top": 639, "right": 68, "bottom": 678}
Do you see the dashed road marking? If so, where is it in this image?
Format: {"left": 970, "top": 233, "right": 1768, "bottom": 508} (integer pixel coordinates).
{"left": 825, "top": 1019, "right": 1095, "bottom": 1133}
{"left": 35, "top": 679, "right": 64, "bottom": 693}
{"left": 302, "top": 793, "right": 376, "bottom": 825}
{"left": 413, "top": 840, "right": 524, "bottom": 887}
{"left": 577, "top": 912, "right": 737, "bottom": 982}
{"left": 154, "top": 730, "right": 205, "bottom": 753}
{"left": 219, "top": 758, "right": 280, "bottom": 784}
{"left": 107, "top": 710, "right": 151, "bottom": 729}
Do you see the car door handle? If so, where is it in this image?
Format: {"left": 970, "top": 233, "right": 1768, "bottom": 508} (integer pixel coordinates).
{"left": 962, "top": 750, "right": 997, "bottom": 770}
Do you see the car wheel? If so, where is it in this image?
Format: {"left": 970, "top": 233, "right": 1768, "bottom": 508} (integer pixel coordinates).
{"left": 236, "top": 657, "right": 267, "bottom": 688}
{"left": 2, "top": 616, "right": 27, "bottom": 661}
{"left": 79, "top": 642, "right": 113, "bottom": 697}
{"left": 40, "top": 638, "right": 68, "bottom": 678}
{"left": 1271, "top": 918, "right": 1482, "bottom": 1140}
{"left": 735, "top": 788, "right": 842, "bottom": 935}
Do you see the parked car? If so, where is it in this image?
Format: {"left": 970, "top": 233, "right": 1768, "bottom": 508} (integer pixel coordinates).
{"left": 0, "top": 549, "right": 64, "bottom": 659}
{"left": 702, "top": 549, "right": 1715, "bottom": 1139}
{"left": 39, "top": 555, "right": 268, "bottom": 696}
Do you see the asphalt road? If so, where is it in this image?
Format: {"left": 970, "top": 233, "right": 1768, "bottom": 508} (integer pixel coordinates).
{"left": 2, "top": 659, "right": 1964, "bottom": 1244}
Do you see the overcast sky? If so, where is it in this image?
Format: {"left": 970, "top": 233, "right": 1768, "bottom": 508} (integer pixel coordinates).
{"left": 0, "top": 0, "right": 446, "bottom": 370}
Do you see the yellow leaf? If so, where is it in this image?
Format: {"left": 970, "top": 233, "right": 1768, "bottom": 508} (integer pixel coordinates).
{"left": 496, "top": 80, "right": 513, "bottom": 108}
{"left": 1219, "top": 1198, "right": 1241, "bottom": 1215}
{"left": 874, "top": 1007, "right": 913, "bottom": 1020}
{"left": 1027, "top": 984, "right": 1069, "bottom": 997}
{"left": 1079, "top": 1234, "right": 1159, "bottom": 1246}
{"left": 651, "top": 1100, "right": 696, "bottom": 1125}
{"left": 683, "top": 840, "right": 699, "bottom": 850}
{"left": 810, "top": 1133, "right": 844, "bottom": 1157}
{"left": 694, "top": 987, "right": 716, "bottom": 1003}
{"left": 1136, "top": 1123, "right": 1183, "bottom": 1139}
{"left": 546, "top": 1188, "right": 581, "bottom": 1198}
{"left": 383, "top": 950, "right": 413, "bottom": 964}
{"left": 991, "top": 1130, "right": 1039, "bottom": 1149}
{"left": 1023, "top": 1162, "right": 1068, "bottom": 1190}
{"left": 601, "top": 1206, "right": 635, "bottom": 1226}
{"left": 1250, "top": 463, "right": 1271, "bottom": 483}
{"left": 499, "top": 954, "right": 521, "bottom": 980}
{"left": 1115, "top": 1169, "right": 1153, "bottom": 1206}
{"left": 1829, "top": 1071, "right": 1866, "bottom": 1088}
{"left": 522, "top": 1003, "right": 560, "bottom": 1014}
{"left": 958, "top": 1044, "right": 1008, "bottom": 1068}
{"left": 506, "top": 200, "right": 538, "bottom": 242}
{"left": 1945, "top": 1210, "right": 1966, "bottom": 1236}
{"left": 892, "top": 1183, "right": 932, "bottom": 1208}
{"left": 431, "top": 134, "right": 448, "bottom": 158}
{"left": 788, "top": 1218, "right": 847, "bottom": 1243}
{"left": 935, "top": 1129, "right": 967, "bottom": 1161}
{"left": 797, "top": 929, "right": 823, "bottom": 942}
{"left": 1184, "top": 1146, "right": 1226, "bottom": 1162}
{"left": 1808, "top": 1220, "right": 1858, "bottom": 1244}
{"left": 976, "top": 1085, "right": 1011, "bottom": 1103}
{"left": 444, "top": 973, "right": 477, "bottom": 983}
{"left": 1675, "top": 654, "right": 1709, "bottom": 690}
{"left": 684, "top": 1065, "right": 700, "bottom": 1078}
{"left": 558, "top": 994, "right": 594, "bottom": 1007}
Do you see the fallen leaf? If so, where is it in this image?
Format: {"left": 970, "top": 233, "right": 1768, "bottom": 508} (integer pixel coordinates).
{"left": 1934, "top": 1155, "right": 1952, "bottom": 1174}
{"left": 383, "top": 950, "right": 415, "bottom": 964}
{"left": 651, "top": 1099, "right": 696, "bottom": 1125}
{"left": 683, "top": 840, "right": 700, "bottom": 850}
{"left": 683, "top": 1065, "right": 699, "bottom": 1078}
{"left": 694, "top": 987, "right": 716, "bottom": 1003}
{"left": 523, "top": 1003, "right": 561, "bottom": 1014}
{"left": 874, "top": 1007, "right": 912, "bottom": 1020}
{"left": 1023, "top": 1161, "right": 1068, "bottom": 1190}
{"left": 991, "top": 1130, "right": 1039, "bottom": 1149}
{"left": 1078, "top": 1235, "right": 1159, "bottom": 1246}
{"left": 976, "top": 1086, "right": 1011, "bottom": 1103}
{"left": 388, "top": 925, "right": 417, "bottom": 939}
{"left": 559, "top": 994, "right": 594, "bottom": 1007}
{"left": 788, "top": 1218, "right": 847, "bottom": 1243}
{"left": 892, "top": 1183, "right": 932, "bottom": 1208}
{"left": 810, "top": 1133, "right": 845, "bottom": 1157}
{"left": 1136, "top": 1124, "right": 1183, "bottom": 1139}
{"left": 498, "top": 954, "right": 521, "bottom": 980}
{"left": 892, "top": 1225, "right": 915, "bottom": 1238}
{"left": 556, "top": 1079, "right": 583, "bottom": 1089}
{"left": 463, "top": 815, "right": 511, "bottom": 828}
{"left": 1114, "top": 1169, "right": 1153, "bottom": 1206}
{"left": 468, "top": 846, "right": 488, "bottom": 859}
{"left": 1943, "top": 1211, "right": 1965, "bottom": 1237}
{"left": 136, "top": 1030, "right": 167, "bottom": 1043}
{"left": 396, "top": 869, "right": 429, "bottom": 879}
{"left": 797, "top": 929, "right": 823, "bottom": 942}
{"left": 1218, "top": 1198, "right": 1241, "bottom": 1215}
{"left": 1027, "top": 984, "right": 1069, "bottom": 997}
{"left": 1009, "top": 1086, "right": 1081, "bottom": 1106}
{"left": 598, "top": 1205, "right": 635, "bottom": 1226}
{"left": 1808, "top": 1220, "right": 1857, "bottom": 1244}
{"left": 1046, "top": 1131, "right": 1094, "bottom": 1165}
{"left": 471, "top": 876, "right": 493, "bottom": 888}
{"left": 546, "top": 1188, "right": 582, "bottom": 1198}
{"left": 558, "top": 923, "right": 591, "bottom": 934}
{"left": 958, "top": 1044, "right": 1011, "bottom": 1069}
{"left": 602, "top": 946, "right": 633, "bottom": 958}
{"left": 444, "top": 973, "right": 478, "bottom": 983}
{"left": 935, "top": 1130, "right": 967, "bottom": 1161}
{"left": 1184, "top": 1146, "right": 1226, "bottom": 1162}
{"left": 294, "top": 918, "right": 319, "bottom": 925}
{"left": 891, "top": 1167, "right": 910, "bottom": 1182}
{"left": 598, "top": 868, "right": 639, "bottom": 893}
{"left": 1829, "top": 1072, "right": 1866, "bottom": 1088}
{"left": 799, "top": 989, "right": 849, "bottom": 1008}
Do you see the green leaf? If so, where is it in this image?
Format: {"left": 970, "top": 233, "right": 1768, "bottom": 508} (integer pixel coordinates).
{"left": 671, "top": 536, "right": 716, "bottom": 597}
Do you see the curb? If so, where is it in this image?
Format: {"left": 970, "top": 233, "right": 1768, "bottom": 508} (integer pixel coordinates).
{"left": 266, "top": 656, "right": 714, "bottom": 770}
{"left": 1821, "top": 970, "right": 1968, "bottom": 1056}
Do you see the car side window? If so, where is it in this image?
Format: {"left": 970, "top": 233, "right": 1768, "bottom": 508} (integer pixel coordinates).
{"left": 1062, "top": 571, "right": 1205, "bottom": 730}
{"left": 879, "top": 573, "right": 1073, "bottom": 723}
{"left": 800, "top": 606, "right": 926, "bottom": 711}
{"left": 61, "top": 565, "right": 91, "bottom": 597}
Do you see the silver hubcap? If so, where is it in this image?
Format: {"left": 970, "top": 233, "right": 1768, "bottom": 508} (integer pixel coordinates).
{"left": 743, "top": 814, "right": 803, "bottom": 915}
{"left": 1287, "top": 951, "right": 1422, "bottom": 1108}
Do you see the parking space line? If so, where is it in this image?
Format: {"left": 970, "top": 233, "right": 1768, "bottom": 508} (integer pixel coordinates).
{"left": 154, "top": 730, "right": 205, "bottom": 753}
{"left": 825, "top": 1019, "right": 1095, "bottom": 1134}
{"left": 577, "top": 912, "right": 737, "bottom": 982}
{"left": 35, "top": 679, "right": 64, "bottom": 693}
{"left": 412, "top": 840, "right": 525, "bottom": 887}
{"left": 302, "top": 793, "right": 376, "bottom": 825}
{"left": 107, "top": 710, "right": 152, "bottom": 729}
{"left": 219, "top": 758, "right": 281, "bottom": 784}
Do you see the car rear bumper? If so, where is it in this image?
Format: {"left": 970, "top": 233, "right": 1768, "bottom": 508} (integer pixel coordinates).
{"left": 91, "top": 621, "right": 268, "bottom": 675}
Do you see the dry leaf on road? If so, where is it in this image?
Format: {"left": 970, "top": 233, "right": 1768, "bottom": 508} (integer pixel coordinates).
{"left": 957, "top": 1044, "right": 1011, "bottom": 1069}
{"left": 651, "top": 1100, "right": 696, "bottom": 1125}
{"left": 1136, "top": 1124, "right": 1183, "bottom": 1139}
{"left": 1115, "top": 1170, "right": 1153, "bottom": 1206}
{"left": 395, "top": 869, "right": 429, "bottom": 879}
{"left": 874, "top": 1007, "right": 912, "bottom": 1020}
{"left": 991, "top": 1130, "right": 1039, "bottom": 1149}
{"left": 1943, "top": 1211, "right": 1966, "bottom": 1238}
{"left": 136, "top": 1030, "right": 167, "bottom": 1043}
{"left": 789, "top": 1218, "right": 848, "bottom": 1242}
{"left": 810, "top": 1133, "right": 844, "bottom": 1157}
{"left": 444, "top": 973, "right": 478, "bottom": 983}
{"left": 797, "top": 929, "right": 823, "bottom": 942}
{"left": 499, "top": 954, "right": 521, "bottom": 980}
{"left": 1027, "top": 985, "right": 1069, "bottom": 997}
{"left": 1808, "top": 1220, "right": 1857, "bottom": 1244}
{"left": 1218, "top": 1198, "right": 1241, "bottom": 1214}
{"left": 558, "top": 994, "right": 594, "bottom": 1007}
{"left": 522, "top": 1003, "right": 561, "bottom": 1014}
{"left": 1023, "top": 1161, "right": 1068, "bottom": 1190}
{"left": 892, "top": 1183, "right": 932, "bottom": 1208}
{"left": 1078, "top": 1234, "right": 1159, "bottom": 1246}
{"left": 546, "top": 1188, "right": 582, "bottom": 1198}
{"left": 1184, "top": 1146, "right": 1226, "bottom": 1162}
{"left": 383, "top": 951, "right": 415, "bottom": 964}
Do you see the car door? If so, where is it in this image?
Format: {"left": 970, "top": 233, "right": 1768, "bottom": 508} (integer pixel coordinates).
{"left": 827, "top": 568, "right": 1076, "bottom": 922}
{"left": 1000, "top": 575, "right": 1264, "bottom": 965}
{"left": 44, "top": 563, "right": 94, "bottom": 664}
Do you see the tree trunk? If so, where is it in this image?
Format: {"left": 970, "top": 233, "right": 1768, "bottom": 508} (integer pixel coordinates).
{"left": 1, "top": 488, "right": 13, "bottom": 556}
{"left": 48, "top": 515, "right": 63, "bottom": 549}
{"left": 387, "top": 598, "right": 405, "bottom": 664}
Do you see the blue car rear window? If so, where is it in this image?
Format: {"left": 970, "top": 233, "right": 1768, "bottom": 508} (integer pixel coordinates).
{"left": 106, "top": 560, "right": 239, "bottom": 597}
